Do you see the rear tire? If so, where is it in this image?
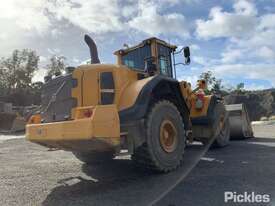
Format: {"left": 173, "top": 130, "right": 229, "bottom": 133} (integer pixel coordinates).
{"left": 132, "top": 100, "right": 186, "bottom": 173}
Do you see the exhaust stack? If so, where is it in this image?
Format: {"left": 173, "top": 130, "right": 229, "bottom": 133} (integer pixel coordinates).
{"left": 84, "top": 34, "right": 100, "bottom": 64}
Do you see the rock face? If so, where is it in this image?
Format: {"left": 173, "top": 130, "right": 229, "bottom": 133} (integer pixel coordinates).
{"left": 224, "top": 89, "right": 275, "bottom": 121}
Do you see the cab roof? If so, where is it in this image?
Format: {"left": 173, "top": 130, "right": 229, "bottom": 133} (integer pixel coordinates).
{"left": 114, "top": 37, "right": 177, "bottom": 55}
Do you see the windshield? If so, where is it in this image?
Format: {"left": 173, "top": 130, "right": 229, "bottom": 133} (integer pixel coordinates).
{"left": 121, "top": 44, "right": 151, "bottom": 71}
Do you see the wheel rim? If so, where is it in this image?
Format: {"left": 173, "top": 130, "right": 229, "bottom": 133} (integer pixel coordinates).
{"left": 219, "top": 115, "right": 225, "bottom": 132}
{"left": 159, "top": 120, "right": 178, "bottom": 153}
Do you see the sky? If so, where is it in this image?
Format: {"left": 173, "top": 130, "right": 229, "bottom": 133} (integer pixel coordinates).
{"left": 0, "top": 0, "right": 275, "bottom": 90}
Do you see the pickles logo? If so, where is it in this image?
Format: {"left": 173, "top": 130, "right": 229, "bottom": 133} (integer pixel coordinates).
{"left": 224, "top": 192, "right": 270, "bottom": 203}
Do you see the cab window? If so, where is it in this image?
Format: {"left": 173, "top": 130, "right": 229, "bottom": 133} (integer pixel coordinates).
{"left": 121, "top": 44, "right": 151, "bottom": 71}
{"left": 159, "top": 56, "right": 169, "bottom": 76}
{"left": 158, "top": 44, "right": 173, "bottom": 77}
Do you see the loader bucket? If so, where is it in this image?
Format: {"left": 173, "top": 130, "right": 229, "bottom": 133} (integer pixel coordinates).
{"left": 225, "top": 104, "right": 254, "bottom": 139}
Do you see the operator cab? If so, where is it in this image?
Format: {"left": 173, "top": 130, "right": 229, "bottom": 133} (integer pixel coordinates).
{"left": 114, "top": 37, "right": 187, "bottom": 78}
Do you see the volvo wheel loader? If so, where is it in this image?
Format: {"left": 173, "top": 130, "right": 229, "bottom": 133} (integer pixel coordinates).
{"left": 26, "top": 35, "right": 251, "bottom": 172}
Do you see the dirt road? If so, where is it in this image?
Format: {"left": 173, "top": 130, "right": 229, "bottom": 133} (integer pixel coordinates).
{"left": 0, "top": 124, "right": 274, "bottom": 206}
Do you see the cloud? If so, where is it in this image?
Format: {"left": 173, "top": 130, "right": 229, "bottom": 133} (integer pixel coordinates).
{"left": 0, "top": 0, "right": 51, "bottom": 34}
{"left": 47, "top": 0, "right": 190, "bottom": 38}
{"left": 0, "top": 0, "right": 52, "bottom": 57}
{"left": 190, "top": 44, "right": 200, "bottom": 51}
{"left": 0, "top": 0, "right": 194, "bottom": 37}
{"left": 221, "top": 48, "right": 244, "bottom": 63}
{"left": 128, "top": 1, "right": 190, "bottom": 38}
{"left": 233, "top": 0, "right": 258, "bottom": 16}
{"left": 211, "top": 63, "right": 275, "bottom": 87}
{"left": 196, "top": 1, "right": 258, "bottom": 39}
{"left": 33, "top": 68, "right": 47, "bottom": 83}
{"left": 177, "top": 74, "right": 199, "bottom": 87}
{"left": 47, "top": 0, "right": 124, "bottom": 34}
{"left": 257, "top": 46, "right": 275, "bottom": 60}
{"left": 244, "top": 83, "right": 268, "bottom": 91}
{"left": 193, "top": 2, "right": 275, "bottom": 90}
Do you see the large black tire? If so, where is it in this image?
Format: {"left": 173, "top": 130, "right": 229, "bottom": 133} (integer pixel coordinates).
{"left": 212, "top": 103, "right": 230, "bottom": 148}
{"left": 132, "top": 100, "right": 186, "bottom": 173}
{"left": 200, "top": 103, "right": 230, "bottom": 148}
{"left": 72, "top": 151, "right": 114, "bottom": 164}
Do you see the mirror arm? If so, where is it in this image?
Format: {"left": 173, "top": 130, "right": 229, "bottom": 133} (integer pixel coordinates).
{"left": 172, "top": 47, "right": 191, "bottom": 79}
{"left": 174, "top": 62, "right": 190, "bottom": 66}
{"left": 174, "top": 47, "right": 185, "bottom": 55}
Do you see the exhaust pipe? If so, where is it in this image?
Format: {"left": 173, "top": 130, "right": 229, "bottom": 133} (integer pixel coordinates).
{"left": 84, "top": 34, "right": 100, "bottom": 64}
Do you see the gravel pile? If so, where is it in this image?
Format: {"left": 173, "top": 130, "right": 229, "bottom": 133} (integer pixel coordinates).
{"left": 224, "top": 89, "right": 275, "bottom": 121}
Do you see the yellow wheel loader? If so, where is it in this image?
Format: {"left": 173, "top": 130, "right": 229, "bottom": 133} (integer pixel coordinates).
{"left": 26, "top": 35, "right": 252, "bottom": 172}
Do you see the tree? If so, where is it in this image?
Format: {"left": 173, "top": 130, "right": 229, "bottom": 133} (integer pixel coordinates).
{"left": 46, "top": 55, "right": 67, "bottom": 76}
{"left": 0, "top": 49, "right": 39, "bottom": 92}
{"left": 199, "top": 71, "right": 223, "bottom": 93}
{"left": 233, "top": 82, "right": 245, "bottom": 94}
{"left": 236, "top": 83, "right": 245, "bottom": 91}
{"left": 212, "top": 79, "right": 222, "bottom": 93}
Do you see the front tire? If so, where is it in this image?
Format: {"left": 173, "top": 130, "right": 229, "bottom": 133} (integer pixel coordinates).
{"left": 199, "top": 103, "right": 230, "bottom": 148}
{"left": 132, "top": 100, "right": 186, "bottom": 173}
{"left": 212, "top": 103, "right": 230, "bottom": 148}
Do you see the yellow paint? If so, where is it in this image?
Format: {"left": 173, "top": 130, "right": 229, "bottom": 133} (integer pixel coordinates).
{"left": 26, "top": 105, "right": 120, "bottom": 149}
{"left": 190, "top": 95, "right": 212, "bottom": 118}
{"left": 71, "top": 63, "right": 149, "bottom": 113}
{"left": 179, "top": 80, "right": 213, "bottom": 118}
{"left": 26, "top": 37, "right": 217, "bottom": 153}
{"left": 118, "top": 76, "right": 153, "bottom": 110}
{"left": 74, "top": 106, "right": 94, "bottom": 119}
{"left": 27, "top": 114, "right": 41, "bottom": 124}
{"left": 179, "top": 81, "right": 192, "bottom": 109}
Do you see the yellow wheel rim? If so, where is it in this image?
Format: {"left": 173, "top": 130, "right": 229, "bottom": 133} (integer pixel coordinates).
{"left": 160, "top": 120, "right": 178, "bottom": 153}
{"left": 219, "top": 115, "right": 225, "bottom": 131}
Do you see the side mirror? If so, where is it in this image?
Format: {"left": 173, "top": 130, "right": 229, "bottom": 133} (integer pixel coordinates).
{"left": 184, "top": 47, "right": 190, "bottom": 58}
{"left": 183, "top": 47, "right": 191, "bottom": 64}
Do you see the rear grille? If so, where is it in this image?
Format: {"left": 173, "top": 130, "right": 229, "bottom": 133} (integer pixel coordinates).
{"left": 41, "top": 74, "right": 77, "bottom": 123}
{"left": 100, "top": 72, "right": 115, "bottom": 105}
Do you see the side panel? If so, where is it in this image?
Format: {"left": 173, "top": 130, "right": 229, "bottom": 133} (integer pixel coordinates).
{"left": 82, "top": 69, "right": 100, "bottom": 106}
{"left": 118, "top": 76, "right": 154, "bottom": 111}
{"left": 76, "top": 64, "right": 139, "bottom": 111}
{"left": 190, "top": 95, "right": 218, "bottom": 125}
{"left": 190, "top": 95, "right": 212, "bottom": 118}
{"left": 191, "top": 96, "right": 219, "bottom": 139}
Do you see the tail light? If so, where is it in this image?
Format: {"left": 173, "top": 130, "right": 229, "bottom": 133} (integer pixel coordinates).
{"left": 83, "top": 109, "right": 93, "bottom": 118}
